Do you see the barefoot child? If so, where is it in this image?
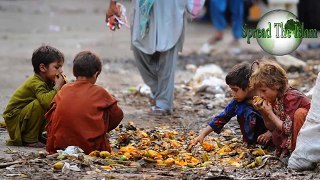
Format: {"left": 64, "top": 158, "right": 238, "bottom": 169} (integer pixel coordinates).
{"left": 250, "top": 59, "right": 311, "bottom": 158}
{"left": 189, "top": 62, "right": 270, "bottom": 149}
{"left": 45, "top": 51, "right": 123, "bottom": 154}
{"left": 3, "top": 45, "right": 66, "bottom": 147}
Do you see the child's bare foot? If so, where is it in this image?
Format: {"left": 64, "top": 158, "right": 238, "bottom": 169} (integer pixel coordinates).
{"left": 24, "top": 142, "right": 45, "bottom": 148}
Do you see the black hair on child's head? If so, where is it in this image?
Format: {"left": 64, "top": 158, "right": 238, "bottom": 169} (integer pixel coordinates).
{"left": 32, "top": 45, "right": 64, "bottom": 74}
{"left": 73, "top": 51, "right": 102, "bottom": 78}
{"left": 225, "top": 62, "right": 251, "bottom": 90}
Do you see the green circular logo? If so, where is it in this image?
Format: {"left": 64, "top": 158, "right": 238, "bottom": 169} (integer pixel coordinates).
{"left": 256, "top": 10, "right": 302, "bottom": 56}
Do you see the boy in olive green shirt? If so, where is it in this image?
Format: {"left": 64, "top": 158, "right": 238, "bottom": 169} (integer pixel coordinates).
{"left": 3, "top": 45, "right": 65, "bottom": 147}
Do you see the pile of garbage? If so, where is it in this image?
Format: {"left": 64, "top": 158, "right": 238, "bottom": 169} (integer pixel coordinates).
{"left": 44, "top": 122, "right": 277, "bottom": 175}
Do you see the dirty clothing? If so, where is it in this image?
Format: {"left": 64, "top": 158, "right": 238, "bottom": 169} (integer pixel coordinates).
{"left": 292, "top": 108, "right": 308, "bottom": 150}
{"left": 272, "top": 87, "right": 310, "bottom": 157}
{"left": 131, "top": 0, "right": 205, "bottom": 111}
{"left": 46, "top": 80, "right": 123, "bottom": 154}
{"left": 3, "top": 74, "right": 57, "bottom": 146}
{"left": 208, "top": 99, "right": 267, "bottom": 144}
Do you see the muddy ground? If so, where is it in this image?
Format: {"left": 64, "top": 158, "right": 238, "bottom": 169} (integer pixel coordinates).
{"left": 1, "top": 0, "right": 320, "bottom": 179}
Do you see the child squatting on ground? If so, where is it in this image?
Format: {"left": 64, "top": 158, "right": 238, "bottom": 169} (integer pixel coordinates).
{"left": 3, "top": 45, "right": 66, "bottom": 148}
{"left": 250, "top": 59, "right": 311, "bottom": 158}
{"left": 45, "top": 51, "right": 123, "bottom": 154}
{"left": 189, "top": 62, "right": 271, "bottom": 150}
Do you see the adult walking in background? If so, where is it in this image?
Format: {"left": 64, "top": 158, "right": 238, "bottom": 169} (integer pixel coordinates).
{"left": 106, "top": 0, "right": 205, "bottom": 115}
{"left": 200, "top": 0, "right": 244, "bottom": 54}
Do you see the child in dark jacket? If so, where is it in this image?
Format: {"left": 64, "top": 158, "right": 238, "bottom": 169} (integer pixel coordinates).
{"left": 189, "top": 62, "right": 271, "bottom": 149}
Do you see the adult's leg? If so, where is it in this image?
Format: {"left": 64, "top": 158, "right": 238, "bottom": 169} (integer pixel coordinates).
{"left": 199, "top": 0, "right": 226, "bottom": 55}
{"left": 154, "top": 46, "right": 179, "bottom": 112}
{"left": 230, "top": 0, "right": 244, "bottom": 39}
{"left": 132, "top": 46, "right": 158, "bottom": 98}
{"left": 210, "top": 0, "right": 227, "bottom": 33}
{"left": 292, "top": 108, "right": 308, "bottom": 150}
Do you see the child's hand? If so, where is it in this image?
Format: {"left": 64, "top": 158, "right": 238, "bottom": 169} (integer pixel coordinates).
{"left": 252, "top": 96, "right": 272, "bottom": 115}
{"left": 257, "top": 130, "right": 272, "bottom": 145}
{"left": 54, "top": 73, "right": 66, "bottom": 90}
{"left": 188, "top": 135, "right": 204, "bottom": 151}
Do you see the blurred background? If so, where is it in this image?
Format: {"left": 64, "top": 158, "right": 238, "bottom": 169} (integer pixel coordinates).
{"left": 0, "top": 0, "right": 319, "bottom": 115}
{"left": 200, "top": 0, "right": 320, "bottom": 29}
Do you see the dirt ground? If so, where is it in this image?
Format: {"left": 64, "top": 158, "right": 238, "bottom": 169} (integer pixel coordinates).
{"left": 1, "top": 0, "right": 320, "bottom": 179}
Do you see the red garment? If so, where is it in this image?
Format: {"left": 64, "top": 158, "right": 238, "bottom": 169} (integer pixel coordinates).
{"left": 45, "top": 80, "right": 123, "bottom": 154}
{"left": 272, "top": 87, "right": 310, "bottom": 157}
{"left": 292, "top": 108, "right": 308, "bottom": 149}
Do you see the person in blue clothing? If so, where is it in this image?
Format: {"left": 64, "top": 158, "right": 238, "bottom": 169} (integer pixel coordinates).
{"left": 189, "top": 62, "right": 271, "bottom": 149}
{"left": 199, "top": 0, "right": 244, "bottom": 54}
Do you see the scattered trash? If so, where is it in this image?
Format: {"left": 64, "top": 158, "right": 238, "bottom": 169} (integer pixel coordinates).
{"left": 53, "top": 161, "right": 64, "bottom": 170}
{"left": 228, "top": 47, "right": 242, "bottom": 56}
{"left": 4, "top": 148, "right": 18, "bottom": 154}
{"left": 195, "top": 77, "right": 227, "bottom": 94}
{"left": 48, "top": 24, "right": 61, "bottom": 32}
{"left": 185, "top": 64, "right": 197, "bottom": 72}
{"left": 57, "top": 146, "right": 84, "bottom": 159}
{"left": 191, "top": 64, "right": 227, "bottom": 94}
{"left": 5, "top": 174, "right": 23, "bottom": 177}
{"left": 58, "top": 146, "right": 84, "bottom": 155}
{"left": 275, "top": 55, "right": 306, "bottom": 72}
{"left": 61, "top": 162, "right": 70, "bottom": 174}
{"left": 136, "top": 84, "right": 152, "bottom": 97}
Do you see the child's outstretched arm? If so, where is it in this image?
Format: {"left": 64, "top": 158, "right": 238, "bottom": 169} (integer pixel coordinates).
{"left": 188, "top": 100, "right": 238, "bottom": 150}
{"left": 188, "top": 126, "right": 213, "bottom": 150}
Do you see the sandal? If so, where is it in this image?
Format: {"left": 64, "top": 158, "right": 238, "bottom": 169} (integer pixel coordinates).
{"left": 148, "top": 97, "right": 156, "bottom": 107}
{"left": 149, "top": 106, "right": 171, "bottom": 116}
